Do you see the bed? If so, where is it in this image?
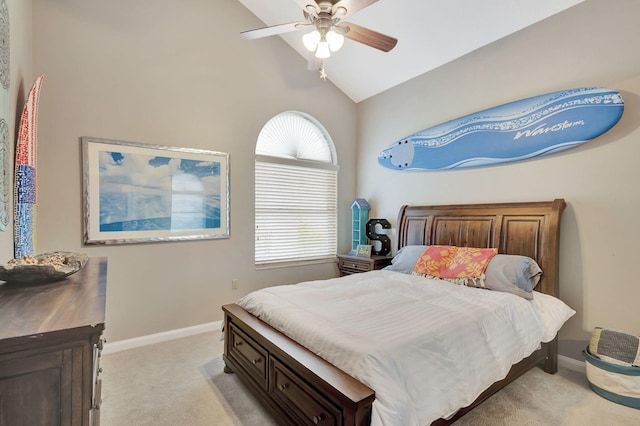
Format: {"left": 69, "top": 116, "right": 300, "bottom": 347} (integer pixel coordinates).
{"left": 222, "top": 199, "right": 570, "bottom": 425}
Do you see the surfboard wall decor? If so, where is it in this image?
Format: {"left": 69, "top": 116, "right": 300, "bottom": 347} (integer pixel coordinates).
{"left": 378, "top": 87, "right": 624, "bottom": 171}
{"left": 14, "top": 74, "right": 44, "bottom": 258}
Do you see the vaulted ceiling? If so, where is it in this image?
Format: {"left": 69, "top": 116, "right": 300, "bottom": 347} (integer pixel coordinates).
{"left": 238, "top": 0, "right": 585, "bottom": 102}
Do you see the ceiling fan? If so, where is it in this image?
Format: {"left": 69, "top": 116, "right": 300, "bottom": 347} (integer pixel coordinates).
{"left": 240, "top": 0, "right": 397, "bottom": 78}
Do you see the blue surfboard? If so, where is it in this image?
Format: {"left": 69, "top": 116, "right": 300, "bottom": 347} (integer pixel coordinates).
{"left": 378, "top": 87, "right": 624, "bottom": 170}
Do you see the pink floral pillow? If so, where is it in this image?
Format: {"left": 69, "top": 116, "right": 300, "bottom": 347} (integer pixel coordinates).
{"left": 412, "top": 245, "right": 498, "bottom": 287}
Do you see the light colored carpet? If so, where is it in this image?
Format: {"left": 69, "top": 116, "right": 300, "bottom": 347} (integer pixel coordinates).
{"left": 101, "top": 332, "right": 640, "bottom": 425}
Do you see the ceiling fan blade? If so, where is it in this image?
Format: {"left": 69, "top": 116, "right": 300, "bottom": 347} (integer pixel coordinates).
{"left": 241, "top": 22, "right": 310, "bottom": 40}
{"left": 341, "top": 22, "right": 397, "bottom": 52}
{"left": 332, "top": 0, "right": 378, "bottom": 19}
{"left": 292, "top": 0, "right": 320, "bottom": 15}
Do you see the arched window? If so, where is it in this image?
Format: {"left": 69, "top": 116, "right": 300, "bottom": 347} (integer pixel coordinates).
{"left": 255, "top": 111, "right": 338, "bottom": 266}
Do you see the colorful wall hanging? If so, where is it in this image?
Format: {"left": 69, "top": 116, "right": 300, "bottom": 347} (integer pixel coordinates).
{"left": 378, "top": 87, "right": 624, "bottom": 171}
{"left": 14, "top": 74, "right": 44, "bottom": 258}
{"left": 0, "top": 0, "right": 9, "bottom": 231}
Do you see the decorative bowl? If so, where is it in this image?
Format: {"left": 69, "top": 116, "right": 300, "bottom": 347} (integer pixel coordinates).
{"left": 0, "top": 252, "right": 88, "bottom": 285}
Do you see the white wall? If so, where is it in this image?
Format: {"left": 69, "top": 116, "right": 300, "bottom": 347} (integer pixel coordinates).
{"left": 356, "top": 0, "right": 640, "bottom": 359}
{"left": 1, "top": 0, "right": 33, "bottom": 261}
{"left": 31, "top": 0, "right": 357, "bottom": 342}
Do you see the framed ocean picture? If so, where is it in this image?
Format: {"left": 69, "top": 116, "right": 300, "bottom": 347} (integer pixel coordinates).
{"left": 82, "top": 137, "right": 230, "bottom": 245}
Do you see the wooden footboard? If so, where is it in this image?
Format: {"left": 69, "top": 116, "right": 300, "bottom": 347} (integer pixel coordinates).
{"left": 223, "top": 303, "right": 375, "bottom": 426}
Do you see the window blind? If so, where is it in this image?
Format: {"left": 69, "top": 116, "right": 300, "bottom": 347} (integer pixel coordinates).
{"left": 255, "top": 160, "right": 337, "bottom": 265}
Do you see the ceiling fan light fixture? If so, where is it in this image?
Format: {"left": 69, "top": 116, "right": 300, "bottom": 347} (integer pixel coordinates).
{"left": 315, "top": 40, "right": 331, "bottom": 58}
{"left": 240, "top": 0, "right": 397, "bottom": 79}
{"left": 303, "top": 30, "right": 321, "bottom": 52}
{"left": 326, "top": 30, "right": 344, "bottom": 52}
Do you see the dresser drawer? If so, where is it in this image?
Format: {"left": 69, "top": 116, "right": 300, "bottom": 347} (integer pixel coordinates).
{"left": 228, "top": 323, "right": 268, "bottom": 389}
{"left": 338, "top": 258, "right": 371, "bottom": 274}
{"left": 270, "top": 358, "right": 342, "bottom": 426}
{"left": 337, "top": 255, "right": 393, "bottom": 276}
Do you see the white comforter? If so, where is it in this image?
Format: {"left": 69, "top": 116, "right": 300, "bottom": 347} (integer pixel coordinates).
{"left": 237, "top": 270, "right": 575, "bottom": 425}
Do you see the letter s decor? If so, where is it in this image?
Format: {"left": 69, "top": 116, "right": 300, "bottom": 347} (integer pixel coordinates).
{"left": 366, "top": 219, "right": 391, "bottom": 256}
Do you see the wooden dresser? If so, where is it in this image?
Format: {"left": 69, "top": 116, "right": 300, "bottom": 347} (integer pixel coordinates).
{"left": 0, "top": 257, "right": 107, "bottom": 426}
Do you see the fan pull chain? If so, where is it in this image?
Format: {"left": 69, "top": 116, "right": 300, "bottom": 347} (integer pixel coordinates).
{"left": 319, "top": 67, "right": 327, "bottom": 81}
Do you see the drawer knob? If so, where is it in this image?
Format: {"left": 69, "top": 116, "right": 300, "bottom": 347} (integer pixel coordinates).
{"left": 313, "top": 414, "right": 324, "bottom": 424}
{"left": 234, "top": 341, "right": 243, "bottom": 347}
{"left": 279, "top": 383, "right": 288, "bottom": 391}
{"left": 252, "top": 358, "right": 262, "bottom": 365}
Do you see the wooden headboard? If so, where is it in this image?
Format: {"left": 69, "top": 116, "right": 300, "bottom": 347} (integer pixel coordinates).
{"left": 396, "top": 199, "right": 565, "bottom": 297}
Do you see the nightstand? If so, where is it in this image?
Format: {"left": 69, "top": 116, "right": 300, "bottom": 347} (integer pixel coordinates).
{"left": 337, "top": 253, "right": 393, "bottom": 276}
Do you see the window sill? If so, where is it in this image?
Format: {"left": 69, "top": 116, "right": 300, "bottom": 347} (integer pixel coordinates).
{"left": 255, "top": 257, "right": 337, "bottom": 271}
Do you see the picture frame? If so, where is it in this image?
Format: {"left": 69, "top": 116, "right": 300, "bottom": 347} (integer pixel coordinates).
{"left": 356, "top": 244, "right": 372, "bottom": 258}
{"left": 82, "top": 137, "right": 230, "bottom": 245}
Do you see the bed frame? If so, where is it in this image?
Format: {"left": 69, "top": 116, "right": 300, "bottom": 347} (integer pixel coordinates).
{"left": 222, "top": 199, "right": 566, "bottom": 425}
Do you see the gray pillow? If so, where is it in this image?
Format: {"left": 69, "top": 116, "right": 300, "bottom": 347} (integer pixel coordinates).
{"left": 484, "top": 254, "right": 542, "bottom": 300}
{"left": 382, "top": 245, "right": 428, "bottom": 274}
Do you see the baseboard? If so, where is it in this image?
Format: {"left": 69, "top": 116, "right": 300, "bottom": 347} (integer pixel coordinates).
{"left": 102, "top": 323, "right": 589, "bottom": 375}
{"left": 102, "top": 320, "right": 222, "bottom": 355}
{"left": 558, "top": 354, "right": 586, "bottom": 374}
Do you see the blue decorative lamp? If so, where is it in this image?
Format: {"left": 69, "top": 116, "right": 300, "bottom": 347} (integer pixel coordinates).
{"left": 350, "top": 198, "right": 370, "bottom": 254}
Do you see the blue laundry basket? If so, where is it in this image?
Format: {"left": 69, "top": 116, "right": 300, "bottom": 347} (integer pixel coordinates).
{"left": 583, "top": 347, "right": 640, "bottom": 409}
